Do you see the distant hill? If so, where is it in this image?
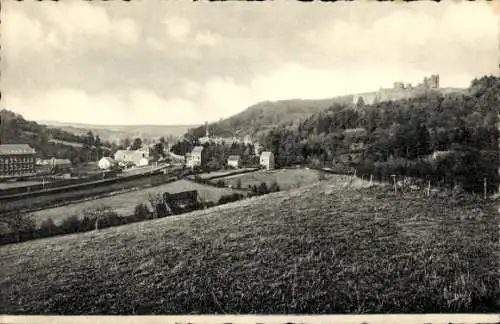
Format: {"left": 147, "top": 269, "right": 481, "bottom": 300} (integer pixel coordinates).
{"left": 185, "top": 95, "right": 355, "bottom": 140}
{"left": 0, "top": 109, "right": 112, "bottom": 163}
{"left": 185, "top": 87, "right": 467, "bottom": 141}
{"left": 40, "top": 121, "right": 199, "bottom": 144}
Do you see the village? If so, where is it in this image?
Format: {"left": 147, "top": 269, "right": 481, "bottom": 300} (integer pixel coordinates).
{"left": 1, "top": 0, "right": 499, "bottom": 317}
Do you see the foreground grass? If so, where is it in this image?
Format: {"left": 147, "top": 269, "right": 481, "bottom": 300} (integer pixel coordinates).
{"left": 29, "top": 179, "right": 242, "bottom": 226}
{"left": 0, "top": 179, "right": 498, "bottom": 314}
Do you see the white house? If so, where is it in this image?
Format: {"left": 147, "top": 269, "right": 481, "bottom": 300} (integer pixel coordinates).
{"left": 98, "top": 157, "right": 116, "bottom": 170}
{"left": 186, "top": 146, "right": 206, "bottom": 168}
{"left": 260, "top": 151, "right": 275, "bottom": 170}
{"left": 227, "top": 155, "right": 240, "bottom": 169}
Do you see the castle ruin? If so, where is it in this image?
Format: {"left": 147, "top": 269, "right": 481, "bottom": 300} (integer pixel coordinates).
{"left": 353, "top": 74, "right": 440, "bottom": 105}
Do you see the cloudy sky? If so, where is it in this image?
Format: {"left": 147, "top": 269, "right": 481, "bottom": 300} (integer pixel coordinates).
{"left": 1, "top": 1, "right": 499, "bottom": 126}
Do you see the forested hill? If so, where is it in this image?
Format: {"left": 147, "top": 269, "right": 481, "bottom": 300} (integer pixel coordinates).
{"left": 184, "top": 95, "right": 355, "bottom": 140}
{"left": 259, "top": 75, "right": 500, "bottom": 192}
{"left": 0, "top": 109, "right": 111, "bottom": 163}
{"left": 183, "top": 85, "right": 468, "bottom": 142}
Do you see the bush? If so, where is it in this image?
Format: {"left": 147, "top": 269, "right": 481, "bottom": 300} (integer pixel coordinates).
{"left": 134, "top": 203, "right": 151, "bottom": 221}
{"left": 218, "top": 193, "right": 245, "bottom": 205}
{"left": 60, "top": 215, "right": 82, "bottom": 234}
{"left": 269, "top": 181, "right": 280, "bottom": 192}
{"left": 38, "top": 218, "right": 58, "bottom": 238}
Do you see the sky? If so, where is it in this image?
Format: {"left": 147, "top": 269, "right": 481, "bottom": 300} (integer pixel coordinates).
{"left": 1, "top": 0, "right": 499, "bottom": 126}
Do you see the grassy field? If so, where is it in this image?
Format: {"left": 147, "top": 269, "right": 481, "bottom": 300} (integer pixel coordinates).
{"left": 221, "top": 168, "right": 331, "bottom": 190}
{"left": 1, "top": 177, "right": 498, "bottom": 314}
{"left": 28, "top": 179, "right": 242, "bottom": 226}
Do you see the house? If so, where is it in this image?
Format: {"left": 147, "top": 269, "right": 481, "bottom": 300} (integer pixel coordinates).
{"left": 186, "top": 146, "right": 206, "bottom": 169}
{"left": 49, "top": 158, "right": 72, "bottom": 171}
{"left": 0, "top": 144, "right": 36, "bottom": 178}
{"left": 98, "top": 157, "right": 117, "bottom": 170}
{"left": 254, "top": 143, "right": 262, "bottom": 156}
{"left": 227, "top": 155, "right": 240, "bottom": 169}
{"left": 114, "top": 148, "right": 152, "bottom": 167}
{"left": 260, "top": 151, "right": 275, "bottom": 170}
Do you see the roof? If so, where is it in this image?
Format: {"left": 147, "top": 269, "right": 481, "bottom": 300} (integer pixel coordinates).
{"left": 0, "top": 144, "right": 35, "bottom": 155}
{"left": 191, "top": 146, "right": 204, "bottom": 154}
{"left": 260, "top": 151, "right": 273, "bottom": 158}
{"left": 99, "top": 157, "right": 115, "bottom": 163}
{"left": 51, "top": 158, "right": 72, "bottom": 165}
{"left": 228, "top": 155, "right": 240, "bottom": 161}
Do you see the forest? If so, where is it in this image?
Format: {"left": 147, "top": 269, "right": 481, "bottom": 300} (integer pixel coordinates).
{"left": 259, "top": 76, "right": 500, "bottom": 192}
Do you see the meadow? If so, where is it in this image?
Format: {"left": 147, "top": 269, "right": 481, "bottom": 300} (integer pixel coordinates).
{"left": 28, "top": 179, "right": 242, "bottom": 226}
{"left": 221, "top": 168, "right": 332, "bottom": 190}
{"left": 1, "top": 177, "right": 498, "bottom": 314}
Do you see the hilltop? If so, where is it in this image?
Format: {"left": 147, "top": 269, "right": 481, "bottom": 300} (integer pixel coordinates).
{"left": 184, "top": 86, "right": 466, "bottom": 141}
{"left": 0, "top": 178, "right": 497, "bottom": 314}
{"left": 41, "top": 121, "right": 198, "bottom": 144}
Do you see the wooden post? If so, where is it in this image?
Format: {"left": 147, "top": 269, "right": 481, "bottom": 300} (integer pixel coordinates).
{"left": 484, "top": 177, "right": 487, "bottom": 199}
{"left": 392, "top": 174, "right": 397, "bottom": 194}
{"left": 427, "top": 180, "right": 431, "bottom": 197}
{"left": 369, "top": 174, "right": 373, "bottom": 186}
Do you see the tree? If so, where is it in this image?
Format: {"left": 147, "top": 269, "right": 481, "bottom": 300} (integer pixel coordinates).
{"left": 130, "top": 137, "right": 143, "bottom": 150}
{"left": 153, "top": 142, "right": 165, "bottom": 158}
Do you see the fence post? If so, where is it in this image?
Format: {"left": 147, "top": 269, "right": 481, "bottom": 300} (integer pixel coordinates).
{"left": 427, "top": 180, "right": 431, "bottom": 197}
{"left": 484, "top": 177, "right": 487, "bottom": 199}
{"left": 392, "top": 174, "right": 397, "bottom": 194}
{"left": 370, "top": 174, "right": 373, "bottom": 186}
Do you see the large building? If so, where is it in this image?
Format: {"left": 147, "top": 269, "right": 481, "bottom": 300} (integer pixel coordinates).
{"left": 0, "top": 144, "right": 36, "bottom": 178}
{"left": 114, "top": 147, "right": 152, "bottom": 167}
{"left": 186, "top": 146, "right": 207, "bottom": 169}
{"left": 260, "top": 151, "right": 275, "bottom": 171}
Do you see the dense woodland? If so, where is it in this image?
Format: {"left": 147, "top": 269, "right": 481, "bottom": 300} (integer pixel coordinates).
{"left": 259, "top": 76, "right": 500, "bottom": 192}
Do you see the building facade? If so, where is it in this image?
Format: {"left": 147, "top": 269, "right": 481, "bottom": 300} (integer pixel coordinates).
{"left": 227, "top": 155, "right": 240, "bottom": 169}
{"left": 0, "top": 144, "right": 36, "bottom": 178}
{"left": 114, "top": 147, "right": 152, "bottom": 167}
{"left": 98, "top": 157, "right": 117, "bottom": 170}
{"left": 186, "top": 146, "right": 206, "bottom": 169}
{"left": 260, "top": 151, "right": 275, "bottom": 171}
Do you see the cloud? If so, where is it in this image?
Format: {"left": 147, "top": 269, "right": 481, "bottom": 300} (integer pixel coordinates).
{"left": 301, "top": 1, "right": 497, "bottom": 66}
{"left": 160, "top": 15, "right": 222, "bottom": 47}
{"left": 163, "top": 17, "right": 191, "bottom": 41}
{"left": 1, "top": 9, "right": 45, "bottom": 56}
{"left": 5, "top": 88, "right": 202, "bottom": 126}
{"left": 3, "top": 1, "right": 141, "bottom": 56}
{"left": 2, "top": 1, "right": 498, "bottom": 126}
{"left": 42, "top": 1, "right": 140, "bottom": 46}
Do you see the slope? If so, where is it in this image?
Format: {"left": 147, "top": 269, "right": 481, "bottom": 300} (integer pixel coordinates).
{"left": 0, "top": 178, "right": 497, "bottom": 314}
